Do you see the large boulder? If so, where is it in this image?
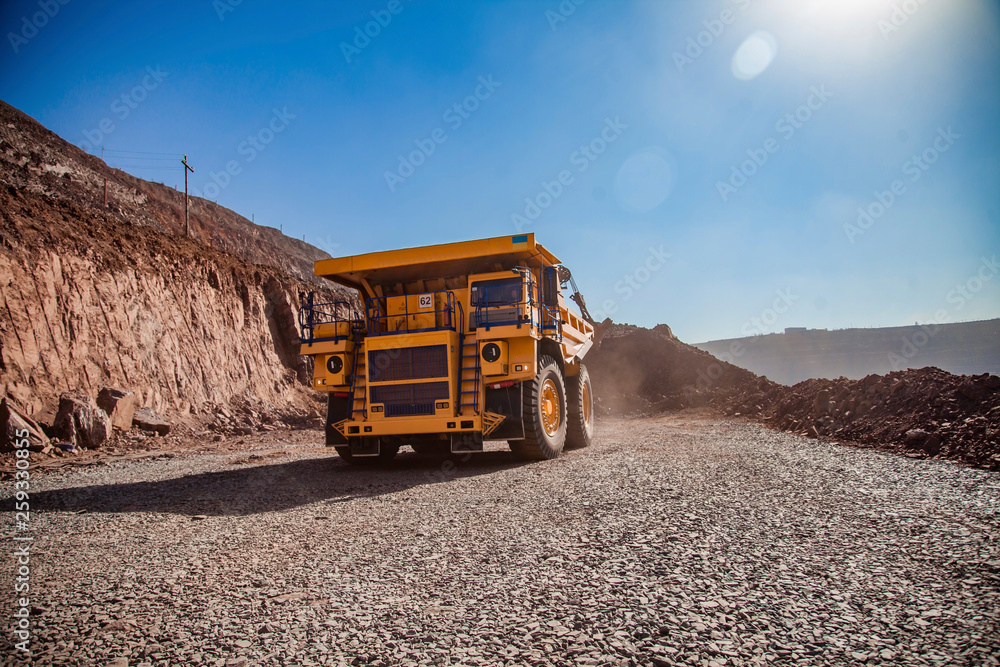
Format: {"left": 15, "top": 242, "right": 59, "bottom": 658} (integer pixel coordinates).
{"left": 0, "top": 397, "right": 50, "bottom": 453}
{"left": 904, "top": 428, "right": 942, "bottom": 456}
{"left": 53, "top": 393, "right": 111, "bottom": 449}
{"left": 96, "top": 388, "right": 137, "bottom": 431}
{"left": 132, "top": 407, "right": 170, "bottom": 436}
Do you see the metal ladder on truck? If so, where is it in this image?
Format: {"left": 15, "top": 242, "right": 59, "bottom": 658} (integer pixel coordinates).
{"left": 348, "top": 322, "right": 368, "bottom": 420}
{"left": 458, "top": 306, "right": 480, "bottom": 417}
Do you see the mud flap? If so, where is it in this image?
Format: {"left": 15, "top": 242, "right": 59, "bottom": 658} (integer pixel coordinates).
{"left": 451, "top": 432, "right": 483, "bottom": 453}
{"left": 484, "top": 382, "right": 524, "bottom": 440}
{"left": 326, "top": 394, "right": 349, "bottom": 446}
{"left": 351, "top": 436, "right": 380, "bottom": 457}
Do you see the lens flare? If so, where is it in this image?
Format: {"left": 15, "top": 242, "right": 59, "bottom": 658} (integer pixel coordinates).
{"left": 614, "top": 147, "right": 676, "bottom": 213}
{"left": 732, "top": 31, "right": 778, "bottom": 81}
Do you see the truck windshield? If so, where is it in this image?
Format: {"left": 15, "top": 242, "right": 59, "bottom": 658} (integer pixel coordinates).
{"left": 470, "top": 277, "right": 523, "bottom": 306}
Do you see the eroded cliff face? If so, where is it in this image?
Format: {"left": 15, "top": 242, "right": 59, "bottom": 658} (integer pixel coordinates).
{"left": 0, "top": 102, "right": 351, "bottom": 427}
{"left": 1, "top": 243, "right": 328, "bottom": 423}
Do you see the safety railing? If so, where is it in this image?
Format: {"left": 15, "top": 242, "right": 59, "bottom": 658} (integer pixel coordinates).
{"left": 298, "top": 295, "right": 362, "bottom": 344}
{"left": 366, "top": 290, "right": 464, "bottom": 337}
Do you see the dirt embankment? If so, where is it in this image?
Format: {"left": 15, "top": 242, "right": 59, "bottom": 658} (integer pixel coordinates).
{"left": 589, "top": 324, "right": 1000, "bottom": 470}
{"left": 0, "top": 100, "right": 350, "bottom": 436}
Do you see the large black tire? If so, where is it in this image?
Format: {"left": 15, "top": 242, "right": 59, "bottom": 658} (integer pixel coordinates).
{"left": 509, "top": 355, "right": 567, "bottom": 460}
{"left": 565, "top": 363, "right": 594, "bottom": 450}
{"left": 334, "top": 439, "right": 400, "bottom": 465}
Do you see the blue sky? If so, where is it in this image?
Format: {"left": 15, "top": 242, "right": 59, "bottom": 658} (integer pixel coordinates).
{"left": 2, "top": 0, "right": 998, "bottom": 343}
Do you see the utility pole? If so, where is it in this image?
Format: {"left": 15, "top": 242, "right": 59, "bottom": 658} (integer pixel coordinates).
{"left": 181, "top": 154, "right": 194, "bottom": 237}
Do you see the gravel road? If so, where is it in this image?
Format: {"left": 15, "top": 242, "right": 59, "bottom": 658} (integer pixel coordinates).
{"left": 3, "top": 412, "right": 999, "bottom": 667}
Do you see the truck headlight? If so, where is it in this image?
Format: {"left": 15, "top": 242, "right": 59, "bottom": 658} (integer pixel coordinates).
{"left": 481, "top": 343, "right": 502, "bottom": 363}
{"left": 327, "top": 355, "right": 344, "bottom": 374}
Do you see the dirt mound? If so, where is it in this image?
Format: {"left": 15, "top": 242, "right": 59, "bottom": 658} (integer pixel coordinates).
{"left": 734, "top": 369, "right": 1000, "bottom": 470}
{"left": 589, "top": 323, "right": 780, "bottom": 414}
{"left": 589, "top": 324, "right": 1000, "bottom": 470}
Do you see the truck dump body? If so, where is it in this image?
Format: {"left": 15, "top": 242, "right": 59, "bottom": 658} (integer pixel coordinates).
{"left": 314, "top": 234, "right": 560, "bottom": 290}
{"left": 300, "top": 233, "right": 597, "bottom": 462}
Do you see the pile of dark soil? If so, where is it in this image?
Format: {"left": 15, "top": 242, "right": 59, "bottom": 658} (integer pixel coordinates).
{"left": 588, "top": 324, "right": 1000, "bottom": 470}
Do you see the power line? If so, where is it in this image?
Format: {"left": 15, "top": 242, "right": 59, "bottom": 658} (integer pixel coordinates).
{"left": 107, "top": 162, "right": 185, "bottom": 167}
{"left": 101, "top": 149, "right": 183, "bottom": 157}
{"left": 107, "top": 163, "right": 185, "bottom": 169}
{"left": 105, "top": 156, "right": 181, "bottom": 162}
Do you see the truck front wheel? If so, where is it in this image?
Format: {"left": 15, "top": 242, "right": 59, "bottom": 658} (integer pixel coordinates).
{"left": 509, "top": 355, "right": 567, "bottom": 460}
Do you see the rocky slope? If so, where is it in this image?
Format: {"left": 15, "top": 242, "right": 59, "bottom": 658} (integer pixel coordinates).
{"left": 0, "top": 100, "right": 349, "bottom": 439}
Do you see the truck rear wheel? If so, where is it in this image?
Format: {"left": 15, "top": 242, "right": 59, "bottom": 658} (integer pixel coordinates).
{"left": 509, "top": 355, "right": 567, "bottom": 460}
{"left": 565, "top": 363, "right": 594, "bottom": 450}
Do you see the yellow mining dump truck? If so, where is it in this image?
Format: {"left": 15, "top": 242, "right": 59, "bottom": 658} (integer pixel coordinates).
{"left": 298, "top": 234, "right": 602, "bottom": 463}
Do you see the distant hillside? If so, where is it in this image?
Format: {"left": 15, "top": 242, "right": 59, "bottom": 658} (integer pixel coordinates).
{"left": 694, "top": 319, "right": 1000, "bottom": 385}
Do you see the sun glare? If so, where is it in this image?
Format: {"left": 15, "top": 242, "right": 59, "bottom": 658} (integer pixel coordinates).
{"left": 796, "top": 0, "right": 899, "bottom": 26}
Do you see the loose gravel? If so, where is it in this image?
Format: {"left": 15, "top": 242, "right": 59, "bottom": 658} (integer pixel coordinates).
{"left": 3, "top": 413, "right": 999, "bottom": 666}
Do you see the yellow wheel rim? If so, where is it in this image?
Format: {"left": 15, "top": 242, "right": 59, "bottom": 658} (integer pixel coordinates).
{"left": 541, "top": 378, "right": 562, "bottom": 436}
{"left": 582, "top": 380, "right": 591, "bottom": 425}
